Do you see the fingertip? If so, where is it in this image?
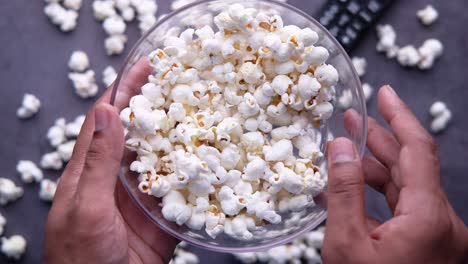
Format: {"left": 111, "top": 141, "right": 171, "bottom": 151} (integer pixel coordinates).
{"left": 328, "top": 137, "right": 358, "bottom": 165}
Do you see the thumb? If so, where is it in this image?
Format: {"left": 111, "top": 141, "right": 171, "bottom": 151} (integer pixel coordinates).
{"left": 326, "top": 138, "right": 367, "bottom": 237}
{"left": 76, "top": 103, "right": 124, "bottom": 201}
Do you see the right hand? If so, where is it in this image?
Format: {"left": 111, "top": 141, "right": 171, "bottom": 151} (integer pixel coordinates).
{"left": 322, "top": 86, "right": 468, "bottom": 263}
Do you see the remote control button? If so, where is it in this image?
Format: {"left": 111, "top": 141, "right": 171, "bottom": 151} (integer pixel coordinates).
{"left": 338, "top": 14, "right": 351, "bottom": 26}
{"left": 329, "top": 26, "right": 340, "bottom": 37}
{"left": 346, "top": 2, "right": 361, "bottom": 15}
{"left": 368, "top": 1, "right": 383, "bottom": 13}
{"left": 359, "top": 10, "right": 373, "bottom": 23}
{"left": 339, "top": 35, "right": 351, "bottom": 46}
{"left": 351, "top": 19, "right": 365, "bottom": 31}
{"left": 345, "top": 27, "right": 358, "bottom": 40}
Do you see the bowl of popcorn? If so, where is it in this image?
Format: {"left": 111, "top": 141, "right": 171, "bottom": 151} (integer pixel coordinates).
{"left": 111, "top": 0, "right": 367, "bottom": 253}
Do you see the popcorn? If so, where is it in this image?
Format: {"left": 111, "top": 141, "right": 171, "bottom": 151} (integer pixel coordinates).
{"left": 263, "top": 139, "right": 293, "bottom": 161}
{"left": 39, "top": 179, "right": 58, "bottom": 202}
{"left": 65, "top": 115, "right": 85, "bottom": 137}
{"left": 417, "top": 5, "right": 439, "bottom": 26}
{"left": 16, "top": 94, "right": 41, "bottom": 119}
{"left": 92, "top": 0, "right": 117, "bottom": 21}
{"left": 362, "top": 83, "right": 373, "bottom": 102}
{"left": 376, "top": 24, "right": 398, "bottom": 58}
{"left": 47, "top": 118, "right": 67, "bottom": 147}
{"left": 418, "top": 39, "right": 443, "bottom": 70}
{"left": 68, "top": 70, "right": 99, "bottom": 98}
{"left": 122, "top": 5, "right": 332, "bottom": 240}
{"left": 138, "top": 14, "right": 157, "bottom": 34}
{"left": 44, "top": 3, "right": 79, "bottom": 32}
{"left": 102, "top": 65, "right": 118, "bottom": 87}
{"left": 352, "top": 57, "right": 367, "bottom": 77}
{"left": 337, "top": 89, "right": 353, "bottom": 110}
{"left": 103, "top": 15, "right": 127, "bottom": 35}
{"left": 40, "top": 152, "right": 63, "bottom": 170}
{"left": 0, "top": 178, "right": 24, "bottom": 205}
{"left": 57, "top": 140, "right": 76, "bottom": 162}
{"left": 68, "top": 51, "right": 90, "bottom": 72}
{"left": 429, "top": 101, "right": 452, "bottom": 133}
{"left": 63, "top": 0, "right": 82, "bottom": 11}
{"left": 104, "top": 34, "right": 127, "bottom": 55}
{"left": 16, "top": 160, "right": 43, "bottom": 183}
{"left": 1, "top": 235, "right": 27, "bottom": 260}
{"left": 396, "top": 45, "right": 421, "bottom": 67}
{"left": 171, "top": 247, "right": 200, "bottom": 264}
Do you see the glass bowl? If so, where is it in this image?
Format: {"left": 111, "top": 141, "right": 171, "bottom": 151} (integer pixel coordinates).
{"left": 111, "top": 0, "right": 367, "bottom": 253}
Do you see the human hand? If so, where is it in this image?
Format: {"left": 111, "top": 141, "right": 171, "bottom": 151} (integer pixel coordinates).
{"left": 322, "top": 86, "right": 468, "bottom": 263}
{"left": 43, "top": 61, "right": 178, "bottom": 264}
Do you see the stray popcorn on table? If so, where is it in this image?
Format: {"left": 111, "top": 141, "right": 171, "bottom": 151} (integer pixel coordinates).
{"left": 121, "top": 4, "right": 336, "bottom": 240}
{"left": 17, "top": 94, "right": 41, "bottom": 119}
{"left": 0, "top": 178, "right": 24, "bottom": 205}
{"left": 1, "top": 235, "right": 27, "bottom": 260}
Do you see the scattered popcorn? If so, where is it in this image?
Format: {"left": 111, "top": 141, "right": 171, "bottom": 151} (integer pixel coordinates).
{"left": 47, "top": 118, "right": 67, "bottom": 147}
{"left": 92, "top": 0, "right": 117, "bottom": 21}
{"left": 68, "top": 50, "right": 90, "bottom": 72}
{"left": 429, "top": 101, "right": 452, "bottom": 133}
{"left": 69, "top": 69, "right": 99, "bottom": 98}
{"left": 105, "top": 34, "right": 128, "bottom": 55}
{"left": 122, "top": 4, "right": 332, "bottom": 240}
{"left": 1, "top": 235, "right": 27, "bottom": 260}
{"left": 16, "top": 94, "right": 41, "bottom": 119}
{"left": 234, "top": 227, "right": 325, "bottom": 263}
{"left": 0, "top": 213, "right": 5, "bottom": 236}
{"left": 337, "top": 89, "right": 353, "bottom": 110}
{"left": 397, "top": 45, "right": 421, "bottom": 67}
{"left": 39, "top": 179, "right": 58, "bottom": 202}
{"left": 418, "top": 39, "right": 443, "bottom": 70}
{"left": 417, "top": 5, "right": 439, "bottom": 26}
{"left": 57, "top": 140, "right": 76, "bottom": 162}
{"left": 376, "top": 24, "right": 398, "bottom": 59}
{"left": 0, "top": 178, "right": 24, "bottom": 205}
{"left": 44, "top": 3, "right": 79, "bottom": 32}
{"left": 362, "top": 83, "right": 373, "bottom": 103}
{"left": 170, "top": 246, "right": 200, "bottom": 264}
{"left": 102, "top": 66, "right": 118, "bottom": 87}
{"left": 16, "top": 160, "right": 43, "bottom": 183}
{"left": 103, "top": 15, "right": 127, "bottom": 35}
{"left": 63, "top": 0, "right": 82, "bottom": 11}
{"left": 65, "top": 115, "right": 86, "bottom": 138}
{"left": 40, "top": 152, "right": 64, "bottom": 170}
{"left": 351, "top": 57, "right": 366, "bottom": 77}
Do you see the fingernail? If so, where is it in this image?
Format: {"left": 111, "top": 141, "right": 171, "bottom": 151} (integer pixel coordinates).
{"left": 385, "top": 85, "right": 397, "bottom": 97}
{"left": 95, "top": 105, "right": 109, "bottom": 132}
{"left": 329, "top": 138, "right": 356, "bottom": 164}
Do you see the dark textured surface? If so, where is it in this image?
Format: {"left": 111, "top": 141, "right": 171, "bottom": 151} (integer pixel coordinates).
{"left": 0, "top": 0, "right": 467, "bottom": 263}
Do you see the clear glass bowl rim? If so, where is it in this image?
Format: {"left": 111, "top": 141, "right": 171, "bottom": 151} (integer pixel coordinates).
{"left": 110, "top": 0, "right": 367, "bottom": 253}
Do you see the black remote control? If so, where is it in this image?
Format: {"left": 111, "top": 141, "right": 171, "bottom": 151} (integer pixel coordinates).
{"left": 318, "top": 0, "right": 395, "bottom": 52}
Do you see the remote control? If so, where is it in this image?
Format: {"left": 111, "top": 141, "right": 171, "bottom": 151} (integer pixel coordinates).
{"left": 318, "top": 0, "right": 395, "bottom": 52}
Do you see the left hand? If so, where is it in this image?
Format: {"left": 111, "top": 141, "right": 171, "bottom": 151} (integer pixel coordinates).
{"left": 43, "top": 61, "right": 178, "bottom": 264}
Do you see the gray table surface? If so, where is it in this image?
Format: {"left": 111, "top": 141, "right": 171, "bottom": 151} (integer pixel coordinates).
{"left": 1, "top": 0, "right": 467, "bottom": 263}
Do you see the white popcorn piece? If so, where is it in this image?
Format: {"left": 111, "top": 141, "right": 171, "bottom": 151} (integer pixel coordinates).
{"left": 44, "top": 3, "right": 78, "bottom": 32}
{"left": 1, "top": 235, "right": 27, "bottom": 260}
{"left": 47, "top": 118, "right": 67, "bottom": 147}
{"left": 351, "top": 57, "right": 367, "bottom": 77}
{"left": 0, "top": 213, "right": 5, "bottom": 236}
{"left": 92, "top": 0, "right": 117, "bottom": 21}
{"left": 65, "top": 115, "right": 85, "bottom": 138}
{"left": 69, "top": 70, "right": 99, "bottom": 98}
{"left": 102, "top": 65, "right": 118, "bottom": 87}
{"left": 314, "top": 64, "right": 339, "bottom": 87}
{"left": 429, "top": 101, "right": 452, "bottom": 133}
{"left": 40, "top": 152, "right": 63, "bottom": 170}
{"left": 376, "top": 24, "right": 398, "bottom": 58}
{"left": 263, "top": 139, "right": 293, "bottom": 161}
{"left": 105, "top": 34, "right": 127, "bottom": 56}
{"left": 68, "top": 50, "right": 90, "bottom": 72}
{"left": 397, "top": 45, "right": 421, "bottom": 67}
{"left": 138, "top": 14, "right": 157, "bottom": 34}
{"left": 39, "top": 179, "right": 58, "bottom": 202}
{"left": 429, "top": 101, "right": 447, "bottom": 117}
{"left": 16, "top": 160, "right": 43, "bottom": 183}
{"left": 161, "top": 190, "right": 191, "bottom": 226}
{"left": 417, "top": 5, "right": 439, "bottom": 26}
{"left": 0, "top": 178, "right": 24, "bottom": 205}
{"left": 16, "top": 94, "right": 41, "bottom": 119}
{"left": 57, "top": 140, "right": 76, "bottom": 162}
{"left": 362, "top": 83, "right": 373, "bottom": 102}
{"left": 418, "top": 39, "right": 443, "bottom": 70}
{"left": 63, "top": 0, "right": 82, "bottom": 11}
{"left": 103, "top": 15, "right": 127, "bottom": 35}
{"left": 337, "top": 89, "right": 353, "bottom": 110}
{"left": 303, "top": 46, "right": 329, "bottom": 66}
